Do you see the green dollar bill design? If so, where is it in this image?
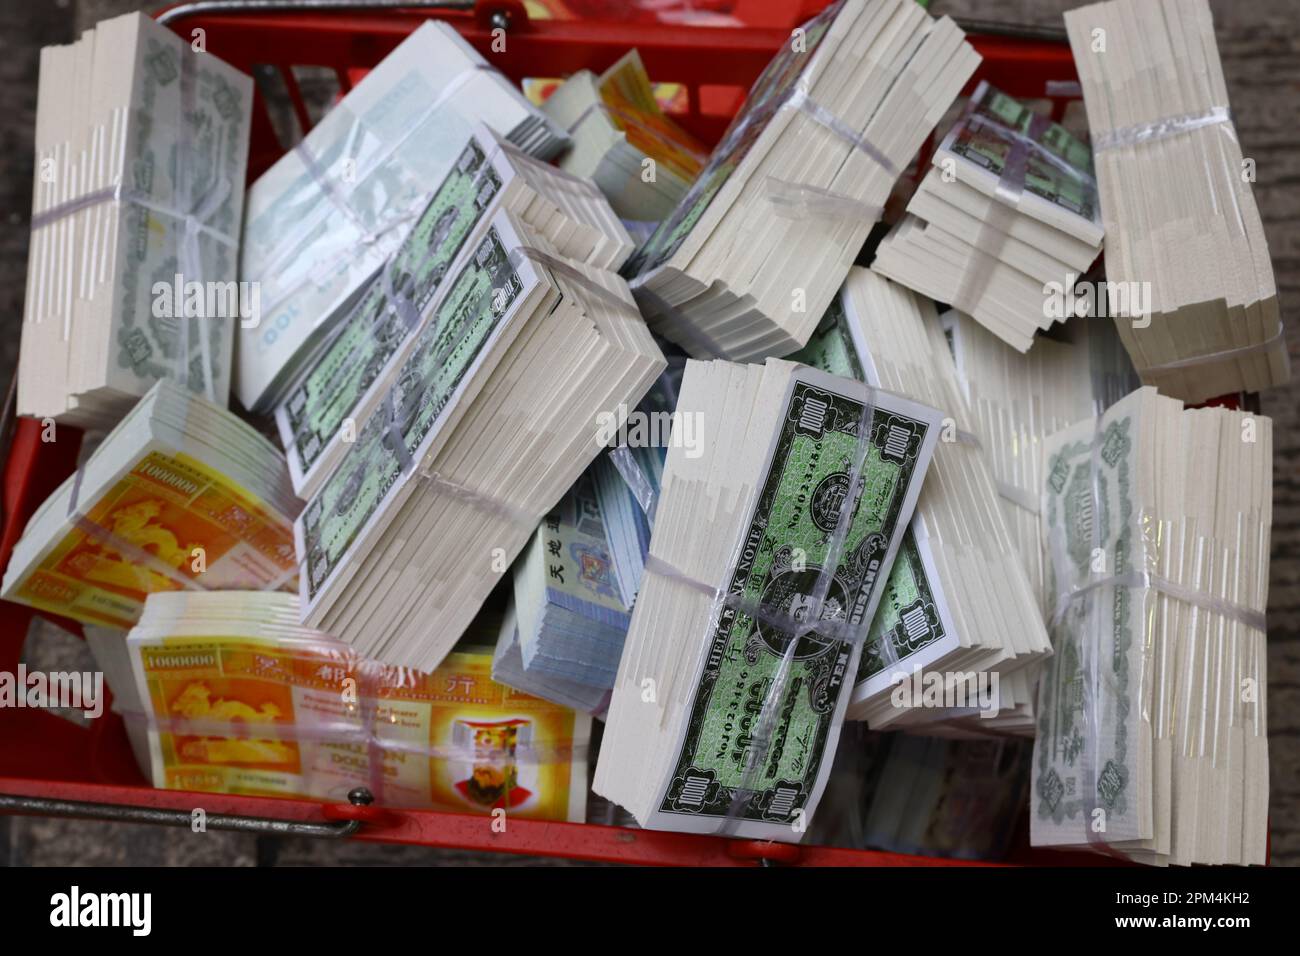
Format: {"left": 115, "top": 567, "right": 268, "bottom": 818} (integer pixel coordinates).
{"left": 300, "top": 226, "right": 524, "bottom": 600}
{"left": 947, "top": 83, "right": 1098, "bottom": 222}
{"left": 282, "top": 140, "right": 503, "bottom": 472}
{"left": 623, "top": 5, "right": 837, "bottom": 278}
{"left": 855, "top": 527, "right": 947, "bottom": 681}
{"left": 788, "top": 296, "right": 864, "bottom": 381}
{"left": 659, "top": 375, "right": 931, "bottom": 825}
{"left": 788, "top": 298, "right": 946, "bottom": 689}
{"left": 1034, "top": 411, "right": 1137, "bottom": 837}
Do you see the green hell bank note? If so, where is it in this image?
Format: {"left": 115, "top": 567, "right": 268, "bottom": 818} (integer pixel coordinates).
{"left": 116, "top": 28, "right": 251, "bottom": 397}
{"left": 789, "top": 298, "right": 955, "bottom": 700}
{"left": 1032, "top": 395, "right": 1145, "bottom": 847}
{"left": 944, "top": 81, "right": 1098, "bottom": 224}
{"left": 855, "top": 525, "right": 950, "bottom": 683}
{"left": 297, "top": 223, "right": 530, "bottom": 613}
{"left": 278, "top": 138, "right": 503, "bottom": 477}
{"left": 622, "top": 3, "right": 838, "bottom": 279}
{"left": 787, "top": 296, "right": 864, "bottom": 381}
{"left": 650, "top": 366, "right": 940, "bottom": 839}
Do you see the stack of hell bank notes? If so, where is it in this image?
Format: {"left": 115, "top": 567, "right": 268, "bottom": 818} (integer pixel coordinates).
{"left": 21, "top": 13, "right": 253, "bottom": 428}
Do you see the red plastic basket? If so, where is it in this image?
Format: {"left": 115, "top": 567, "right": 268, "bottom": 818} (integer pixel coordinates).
{"left": 1, "top": 0, "right": 1106, "bottom": 866}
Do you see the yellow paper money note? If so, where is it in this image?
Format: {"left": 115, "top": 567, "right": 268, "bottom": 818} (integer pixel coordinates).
{"left": 131, "top": 634, "right": 590, "bottom": 821}
{"left": 10, "top": 451, "right": 297, "bottom": 628}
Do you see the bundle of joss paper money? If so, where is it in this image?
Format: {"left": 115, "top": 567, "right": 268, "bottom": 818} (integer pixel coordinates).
{"left": 86, "top": 591, "right": 590, "bottom": 820}
{"left": 21, "top": 13, "right": 253, "bottom": 428}
{"left": 1064, "top": 0, "right": 1289, "bottom": 402}
{"left": 542, "top": 50, "right": 708, "bottom": 222}
{"left": 873, "top": 81, "right": 1104, "bottom": 352}
{"left": 4, "top": 0, "right": 1285, "bottom": 866}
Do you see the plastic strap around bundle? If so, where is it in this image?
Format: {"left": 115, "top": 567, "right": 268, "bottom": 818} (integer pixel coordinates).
{"left": 1135, "top": 322, "right": 1286, "bottom": 375}
{"left": 376, "top": 389, "right": 537, "bottom": 531}
{"left": 625, "top": 63, "right": 898, "bottom": 306}
{"left": 29, "top": 48, "right": 234, "bottom": 404}
{"left": 638, "top": 389, "right": 888, "bottom": 650}
{"left": 763, "top": 177, "right": 884, "bottom": 224}
{"left": 994, "top": 480, "right": 1041, "bottom": 517}
{"left": 608, "top": 445, "right": 659, "bottom": 525}
{"left": 294, "top": 135, "right": 518, "bottom": 407}
{"left": 643, "top": 553, "right": 864, "bottom": 647}
{"left": 1092, "top": 105, "right": 1234, "bottom": 153}
{"left": 641, "top": 385, "right": 903, "bottom": 834}
{"left": 374, "top": 237, "right": 633, "bottom": 530}
{"left": 756, "top": 81, "right": 897, "bottom": 224}
{"left": 255, "top": 131, "right": 416, "bottom": 302}
{"left": 257, "top": 63, "right": 497, "bottom": 294}
{"left": 28, "top": 183, "right": 238, "bottom": 246}
{"left": 1065, "top": 411, "right": 1132, "bottom": 860}
{"left": 64, "top": 462, "right": 297, "bottom": 597}
{"left": 953, "top": 427, "right": 1041, "bottom": 515}
{"left": 119, "top": 709, "right": 591, "bottom": 766}
{"left": 784, "top": 84, "right": 898, "bottom": 178}
{"left": 1051, "top": 566, "right": 1266, "bottom": 635}
{"left": 948, "top": 108, "right": 1065, "bottom": 320}
{"left": 511, "top": 244, "right": 632, "bottom": 313}
{"left": 292, "top": 138, "right": 383, "bottom": 249}
{"left": 1045, "top": 414, "right": 1265, "bottom": 859}
{"left": 299, "top": 139, "right": 622, "bottom": 406}
{"left": 651, "top": 64, "right": 896, "bottom": 228}
{"left": 967, "top": 111, "right": 1098, "bottom": 189}
{"left": 718, "top": 387, "right": 885, "bottom": 835}
{"left": 1091, "top": 106, "right": 1281, "bottom": 379}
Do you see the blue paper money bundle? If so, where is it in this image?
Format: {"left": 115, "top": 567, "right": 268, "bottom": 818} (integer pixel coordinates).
{"left": 511, "top": 475, "right": 632, "bottom": 690}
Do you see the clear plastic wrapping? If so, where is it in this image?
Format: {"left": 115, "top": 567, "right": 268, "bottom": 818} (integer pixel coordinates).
{"left": 28, "top": 40, "right": 241, "bottom": 403}
{"left": 117, "top": 623, "right": 591, "bottom": 821}
{"left": 946, "top": 100, "right": 1097, "bottom": 319}
{"left": 1090, "top": 105, "right": 1284, "bottom": 375}
{"left": 1037, "top": 398, "right": 1269, "bottom": 863}
{"left": 634, "top": 379, "right": 936, "bottom": 837}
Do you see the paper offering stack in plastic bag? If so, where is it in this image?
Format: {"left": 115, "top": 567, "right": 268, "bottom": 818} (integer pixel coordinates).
{"left": 21, "top": 13, "right": 253, "bottom": 429}
{"left": 1064, "top": 0, "right": 1289, "bottom": 402}
{"left": 87, "top": 593, "right": 590, "bottom": 821}
{"left": 624, "top": 0, "right": 981, "bottom": 362}
{"left": 5, "top": 0, "right": 1289, "bottom": 869}
{"left": 236, "top": 21, "right": 572, "bottom": 414}
{"left": 873, "top": 81, "right": 1104, "bottom": 352}
{"left": 1032, "top": 388, "right": 1271, "bottom": 866}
